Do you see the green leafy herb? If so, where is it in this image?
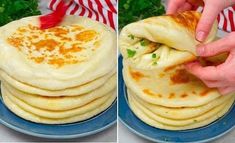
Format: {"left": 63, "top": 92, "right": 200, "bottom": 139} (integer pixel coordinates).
{"left": 128, "top": 34, "right": 135, "bottom": 40}
{"left": 0, "top": 0, "right": 41, "bottom": 26}
{"left": 152, "top": 53, "right": 156, "bottom": 58}
{"left": 152, "top": 54, "right": 160, "bottom": 65}
{"left": 127, "top": 49, "right": 136, "bottom": 58}
{"left": 153, "top": 61, "right": 158, "bottom": 65}
{"left": 119, "top": 0, "right": 165, "bottom": 29}
{"left": 140, "top": 39, "right": 149, "bottom": 46}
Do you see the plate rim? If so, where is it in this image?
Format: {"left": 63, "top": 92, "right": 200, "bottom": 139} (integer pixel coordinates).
{"left": 119, "top": 117, "right": 235, "bottom": 143}
{"left": 0, "top": 100, "right": 117, "bottom": 139}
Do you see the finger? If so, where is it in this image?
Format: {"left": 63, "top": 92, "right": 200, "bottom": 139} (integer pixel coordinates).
{"left": 177, "top": 2, "right": 193, "bottom": 13}
{"left": 218, "top": 86, "right": 235, "bottom": 95}
{"left": 196, "top": 36, "right": 233, "bottom": 56}
{"left": 203, "top": 80, "right": 228, "bottom": 88}
{"left": 196, "top": 3, "right": 221, "bottom": 41}
{"left": 167, "top": 0, "right": 186, "bottom": 14}
{"left": 185, "top": 61, "right": 222, "bottom": 81}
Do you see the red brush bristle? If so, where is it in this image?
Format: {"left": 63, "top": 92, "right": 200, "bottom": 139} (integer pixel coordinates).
{"left": 39, "top": 0, "right": 69, "bottom": 30}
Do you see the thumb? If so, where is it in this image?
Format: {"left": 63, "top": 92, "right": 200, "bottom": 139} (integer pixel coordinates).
{"left": 196, "top": 33, "right": 234, "bottom": 56}
{"left": 196, "top": 3, "right": 221, "bottom": 42}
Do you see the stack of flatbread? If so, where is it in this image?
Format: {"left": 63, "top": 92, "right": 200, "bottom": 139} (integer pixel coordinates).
{"left": 0, "top": 16, "right": 116, "bottom": 124}
{"left": 119, "top": 11, "right": 235, "bottom": 130}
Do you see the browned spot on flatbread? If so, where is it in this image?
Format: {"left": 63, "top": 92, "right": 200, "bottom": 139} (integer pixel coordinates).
{"left": 200, "top": 88, "right": 214, "bottom": 96}
{"left": 7, "top": 37, "right": 23, "bottom": 49}
{"left": 164, "top": 65, "right": 177, "bottom": 72}
{"left": 130, "top": 70, "right": 145, "bottom": 81}
{"left": 76, "top": 30, "right": 97, "bottom": 42}
{"left": 158, "top": 73, "right": 165, "bottom": 78}
{"left": 170, "top": 69, "right": 190, "bottom": 84}
{"left": 143, "top": 89, "right": 155, "bottom": 96}
{"left": 181, "top": 93, "right": 188, "bottom": 98}
{"left": 192, "top": 91, "right": 196, "bottom": 94}
{"left": 168, "top": 93, "right": 175, "bottom": 99}
{"left": 158, "top": 94, "right": 162, "bottom": 98}
{"left": 170, "top": 11, "right": 200, "bottom": 33}
{"left": 6, "top": 24, "right": 99, "bottom": 67}
{"left": 143, "top": 89, "right": 162, "bottom": 98}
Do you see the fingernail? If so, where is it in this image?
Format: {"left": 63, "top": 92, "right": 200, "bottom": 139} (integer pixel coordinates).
{"left": 196, "top": 47, "right": 205, "bottom": 55}
{"left": 196, "top": 31, "right": 206, "bottom": 42}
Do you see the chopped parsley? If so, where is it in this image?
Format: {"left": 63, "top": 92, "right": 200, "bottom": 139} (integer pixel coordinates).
{"left": 140, "top": 39, "right": 149, "bottom": 46}
{"left": 152, "top": 53, "right": 156, "bottom": 58}
{"left": 128, "top": 34, "right": 135, "bottom": 40}
{"left": 127, "top": 49, "right": 136, "bottom": 58}
{"left": 153, "top": 61, "right": 158, "bottom": 65}
{"left": 119, "top": 0, "right": 165, "bottom": 29}
{"left": 152, "top": 53, "right": 160, "bottom": 65}
{"left": 0, "top": 0, "right": 41, "bottom": 26}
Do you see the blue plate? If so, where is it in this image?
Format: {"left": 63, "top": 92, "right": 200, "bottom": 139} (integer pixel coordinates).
{"left": 118, "top": 56, "right": 235, "bottom": 143}
{"left": 0, "top": 94, "right": 117, "bottom": 139}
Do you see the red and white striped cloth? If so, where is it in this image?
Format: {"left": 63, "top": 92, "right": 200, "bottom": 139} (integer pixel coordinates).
{"left": 47, "top": 0, "right": 117, "bottom": 30}
{"left": 196, "top": 5, "right": 235, "bottom": 32}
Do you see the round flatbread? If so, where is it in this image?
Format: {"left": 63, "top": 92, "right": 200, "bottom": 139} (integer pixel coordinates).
{"left": 3, "top": 86, "right": 115, "bottom": 119}
{"left": 2, "top": 75, "right": 116, "bottom": 110}
{"left": 0, "top": 69, "right": 116, "bottom": 96}
{"left": 0, "top": 15, "right": 116, "bottom": 90}
{"left": 119, "top": 11, "right": 217, "bottom": 70}
{"left": 128, "top": 93, "right": 234, "bottom": 130}
{"left": 2, "top": 90, "right": 116, "bottom": 124}
{"left": 128, "top": 90, "right": 235, "bottom": 126}
{"left": 123, "top": 62, "right": 231, "bottom": 107}
{"left": 129, "top": 89, "right": 233, "bottom": 119}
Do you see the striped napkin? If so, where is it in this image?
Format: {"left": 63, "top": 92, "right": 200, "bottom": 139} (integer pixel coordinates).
{"left": 48, "top": 0, "right": 117, "bottom": 30}
{"left": 196, "top": 6, "right": 235, "bottom": 32}
{"left": 47, "top": 0, "right": 235, "bottom": 32}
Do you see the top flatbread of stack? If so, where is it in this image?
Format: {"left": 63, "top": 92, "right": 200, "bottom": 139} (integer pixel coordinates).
{"left": 0, "top": 16, "right": 116, "bottom": 90}
{"left": 119, "top": 11, "right": 217, "bottom": 70}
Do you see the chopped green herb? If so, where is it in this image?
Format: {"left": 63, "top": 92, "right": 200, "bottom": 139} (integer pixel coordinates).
{"left": 128, "top": 34, "right": 135, "bottom": 40}
{"left": 152, "top": 53, "right": 156, "bottom": 58}
{"left": 119, "top": 0, "right": 165, "bottom": 29}
{"left": 153, "top": 61, "right": 158, "bottom": 65}
{"left": 140, "top": 39, "right": 149, "bottom": 46}
{"left": 0, "top": 0, "right": 41, "bottom": 26}
{"left": 152, "top": 54, "right": 160, "bottom": 65}
{"left": 127, "top": 49, "right": 136, "bottom": 58}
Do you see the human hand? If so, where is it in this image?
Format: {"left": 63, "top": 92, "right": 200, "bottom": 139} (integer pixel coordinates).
{"left": 185, "top": 32, "right": 235, "bottom": 95}
{"left": 167, "top": 0, "right": 235, "bottom": 41}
